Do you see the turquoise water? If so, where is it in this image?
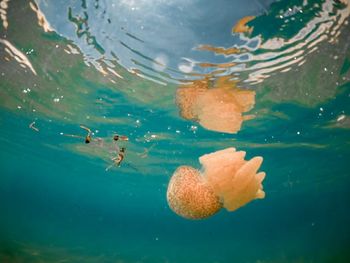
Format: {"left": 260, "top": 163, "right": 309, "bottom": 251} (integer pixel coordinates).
{"left": 1, "top": 0, "right": 350, "bottom": 262}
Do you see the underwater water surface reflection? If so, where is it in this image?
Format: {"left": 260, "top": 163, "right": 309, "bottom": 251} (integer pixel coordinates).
{"left": 0, "top": 0, "right": 350, "bottom": 262}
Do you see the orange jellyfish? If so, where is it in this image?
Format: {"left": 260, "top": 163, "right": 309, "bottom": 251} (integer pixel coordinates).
{"left": 167, "top": 147, "right": 265, "bottom": 219}
{"left": 176, "top": 77, "right": 255, "bottom": 134}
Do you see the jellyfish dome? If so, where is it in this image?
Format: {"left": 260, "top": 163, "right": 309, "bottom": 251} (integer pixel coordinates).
{"left": 167, "top": 148, "right": 266, "bottom": 219}
{"left": 166, "top": 166, "right": 222, "bottom": 220}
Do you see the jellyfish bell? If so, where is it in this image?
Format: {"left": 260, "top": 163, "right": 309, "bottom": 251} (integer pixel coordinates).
{"left": 166, "top": 148, "right": 266, "bottom": 219}
{"left": 166, "top": 166, "right": 222, "bottom": 220}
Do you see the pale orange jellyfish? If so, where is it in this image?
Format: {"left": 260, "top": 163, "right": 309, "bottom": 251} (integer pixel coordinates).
{"left": 176, "top": 77, "right": 255, "bottom": 134}
{"left": 167, "top": 147, "right": 266, "bottom": 219}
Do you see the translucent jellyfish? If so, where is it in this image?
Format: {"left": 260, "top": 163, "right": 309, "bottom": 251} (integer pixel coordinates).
{"left": 167, "top": 148, "right": 266, "bottom": 219}
{"left": 176, "top": 78, "right": 255, "bottom": 134}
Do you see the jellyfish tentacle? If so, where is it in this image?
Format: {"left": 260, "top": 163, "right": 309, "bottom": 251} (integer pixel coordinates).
{"left": 230, "top": 157, "right": 261, "bottom": 192}
{"left": 256, "top": 171, "right": 266, "bottom": 183}
{"left": 256, "top": 189, "right": 266, "bottom": 199}
{"left": 235, "top": 157, "right": 263, "bottom": 178}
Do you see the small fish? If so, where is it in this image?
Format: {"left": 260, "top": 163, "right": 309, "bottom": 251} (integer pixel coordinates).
{"left": 113, "top": 134, "right": 129, "bottom": 141}
{"left": 62, "top": 125, "right": 95, "bottom": 144}
{"left": 80, "top": 125, "right": 92, "bottom": 143}
{"left": 106, "top": 147, "right": 126, "bottom": 171}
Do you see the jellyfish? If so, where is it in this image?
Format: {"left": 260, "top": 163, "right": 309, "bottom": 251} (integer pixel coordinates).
{"left": 167, "top": 147, "right": 266, "bottom": 219}
{"left": 176, "top": 77, "right": 255, "bottom": 134}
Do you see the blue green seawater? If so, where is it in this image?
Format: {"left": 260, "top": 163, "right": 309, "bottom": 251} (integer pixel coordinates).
{"left": 1, "top": 0, "right": 350, "bottom": 262}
